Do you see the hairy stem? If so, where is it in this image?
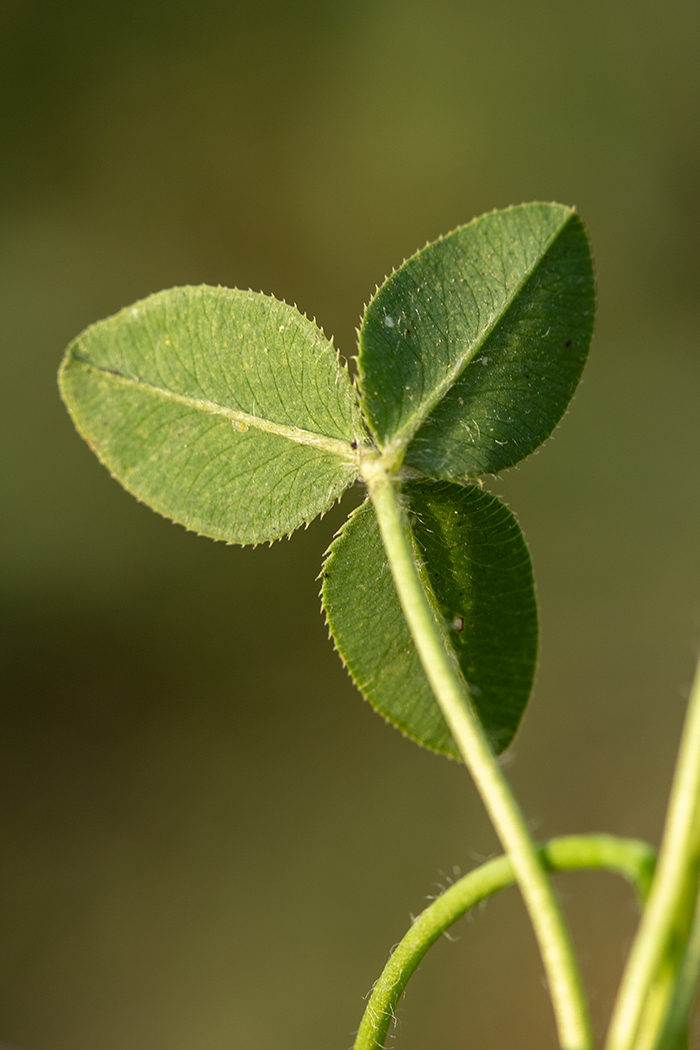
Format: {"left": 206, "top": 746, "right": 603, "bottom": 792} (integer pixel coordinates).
{"left": 606, "top": 655, "right": 700, "bottom": 1050}
{"left": 362, "top": 459, "right": 593, "bottom": 1050}
{"left": 354, "top": 835, "right": 656, "bottom": 1050}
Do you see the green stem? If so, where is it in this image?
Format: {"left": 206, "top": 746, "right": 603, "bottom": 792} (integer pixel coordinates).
{"left": 654, "top": 882, "right": 700, "bottom": 1050}
{"left": 629, "top": 870, "right": 700, "bottom": 1050}
{"left": 606, "top": 655, "right": 700, "bottom": 1050}
{"left": 362, "top": 460, "right": 593, "bottom": 1050}
{"left": 354, "top": 835, "right": 656, "bottom": 1050}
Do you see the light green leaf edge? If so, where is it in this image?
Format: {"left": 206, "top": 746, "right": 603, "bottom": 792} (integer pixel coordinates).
{"left": 59, "top": 286, "right": 364, "bottom": 545}
{"left": 322, "top": 481, "right": 538, "bottom": 758}
{"left": 358, "top": 202, "right": 595, "bottom": 479}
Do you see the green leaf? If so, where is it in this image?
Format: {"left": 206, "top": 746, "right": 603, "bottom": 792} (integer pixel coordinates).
{"left": 322, "top": 481, "right": 538, "bottom": 757}
{"left": 358, "top": 202, "right": 595, "bottom": 478}
{"left": 59, "top": 286, "right": 362, "bottom": 545}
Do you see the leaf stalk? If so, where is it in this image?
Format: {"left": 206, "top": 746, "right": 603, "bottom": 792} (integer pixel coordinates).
{"left": 361, "top": 456, "right": 593, "bottom": 1050}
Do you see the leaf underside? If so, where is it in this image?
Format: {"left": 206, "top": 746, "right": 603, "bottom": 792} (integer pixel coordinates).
{"left": 322, "top": 481, "right": 538, "bottom": 758}
{"left": 359, "top": 202, "right": 595, "bottom": 478}
{"left": 59, "top": 286, "right": 362, "bottom": 545}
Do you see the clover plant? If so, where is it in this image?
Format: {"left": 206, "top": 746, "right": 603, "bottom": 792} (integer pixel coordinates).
{"left": 59, "top": 203, "right": 700, "bottom": 1050}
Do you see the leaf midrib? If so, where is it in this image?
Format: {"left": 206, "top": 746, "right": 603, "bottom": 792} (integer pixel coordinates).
{"left": 381, "top": 209, "right": 573, "bottom": 457}
{"left": 71, "top": 356, "right": 361, "bottom": 463}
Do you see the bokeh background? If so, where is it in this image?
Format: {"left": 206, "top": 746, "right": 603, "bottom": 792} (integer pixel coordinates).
{"left": 2, "top": 1, "right": 700, "bottom": 1048}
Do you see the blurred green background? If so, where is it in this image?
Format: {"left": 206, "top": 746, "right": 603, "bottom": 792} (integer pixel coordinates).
{"left": 1, "top": 1, "right": 700, "bottom": 1048}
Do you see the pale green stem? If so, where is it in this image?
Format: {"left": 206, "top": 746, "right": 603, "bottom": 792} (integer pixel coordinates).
{"left": 354, "top": 835, "right": 656, "bottom": 1050}
{"left": 630, "top": 867, "right": 699, "bottom": 1050}
{"left": 606, "top": 655, "right": 700, "bottom": 1050}
{"left": 362, "top": 460, "right": 593, "bottom": 1050}
{"left": 655, "top": 882, "right": 700, "bottom": 1050}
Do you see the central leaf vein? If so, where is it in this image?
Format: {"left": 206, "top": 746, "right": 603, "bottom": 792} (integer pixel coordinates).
{"left": 72, "top": 357, "right": 360, "bottom": 462}
{"left": 386, "top": 214, "right": 572, "bottom": 456}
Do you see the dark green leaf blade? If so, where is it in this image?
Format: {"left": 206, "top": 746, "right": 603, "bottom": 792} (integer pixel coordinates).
{"left": 322, "top": 482, "right": 538, "bottom": 758}
{"left": 358, "top": 203, "right": 595, "bottom": 478}
{"left": 59, "top": 286, "right": 362, "bottom": 545}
